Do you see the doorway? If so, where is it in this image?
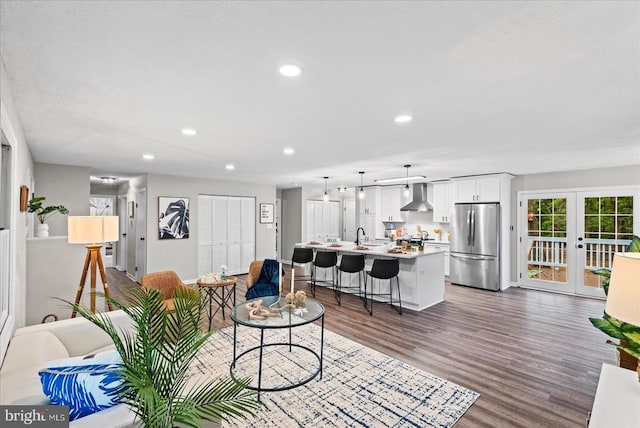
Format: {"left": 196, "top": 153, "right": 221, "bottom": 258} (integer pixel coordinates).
{"left": 117, "top": 195, "right": 128, "bottom": 272}
{"left": 90, "top": 194, "right": 116, "bottom": 267}
{"left": 519, "top": 187, "right": 639, "bottom": 297}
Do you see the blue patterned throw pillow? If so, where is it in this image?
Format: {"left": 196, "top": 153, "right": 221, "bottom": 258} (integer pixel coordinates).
{"left": 38, "top": 349, "right": 125, "bottom": 420}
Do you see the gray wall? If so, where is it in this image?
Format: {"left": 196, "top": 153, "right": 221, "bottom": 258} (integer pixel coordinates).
{"left": 33, "top": 163, "right": 90, "bottom": 236}
{"left": 281, "top": 188, "right": 302, "bottom": 262}
{"left": 509, "top": 164, "right": 640, "bottom": 282}
{"left": 145, "top": 174, "right": 276, "bottom": 279}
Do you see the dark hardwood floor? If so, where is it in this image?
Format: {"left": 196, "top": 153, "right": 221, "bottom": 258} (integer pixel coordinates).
{"left": 106, "top": 267, "right": 613, "bottom": 427}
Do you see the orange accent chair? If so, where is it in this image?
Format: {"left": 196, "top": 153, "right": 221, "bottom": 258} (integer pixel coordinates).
{"left": 246, "top": 260, "right": 264, "bottom": 291}
{"left": 141, "top": 271, "right": 198, "bottom": 311}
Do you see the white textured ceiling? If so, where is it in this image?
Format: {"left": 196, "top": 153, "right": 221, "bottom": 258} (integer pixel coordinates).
{"left": 1, "top": 1, "right": 638, "bottom": 190}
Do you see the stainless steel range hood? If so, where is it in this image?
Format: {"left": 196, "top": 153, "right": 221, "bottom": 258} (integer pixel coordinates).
{"left": 400, "top": 183, "right": 433, "bottom": 212}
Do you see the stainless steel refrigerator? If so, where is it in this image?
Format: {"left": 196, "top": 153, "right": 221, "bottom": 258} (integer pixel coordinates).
{"left": 450, "top": 202, "right": 501, "bottom": 291}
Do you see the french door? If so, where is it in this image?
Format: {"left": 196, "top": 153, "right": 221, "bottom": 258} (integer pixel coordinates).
{"left": 519, "top": 188, "right": 639, "bottom": 297}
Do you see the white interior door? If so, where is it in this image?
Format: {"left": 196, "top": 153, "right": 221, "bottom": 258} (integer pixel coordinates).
{"left": 226, "top": 197, "right": 242, "bottom": 274}
{"left": 197, "top": 195, "right": 213, "bottom": 275}
{"left": 117, "top": 195, "right": 128, "bottom": 271}
{"left": 135, "top": 189, "right": 147, "bottom": 283}
{"left": 240, "top": 197, "right": 256, "bottom": 271}
{"left": 212, "top": 196, "right": 228, "bottom": 272}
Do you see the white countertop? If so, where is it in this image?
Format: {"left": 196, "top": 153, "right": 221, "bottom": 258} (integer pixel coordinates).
{"left": 424, "top": 240, "right": 450, "bottom": 245}
{"left": 296, "top": 241, "right": 446, "bottom": 259}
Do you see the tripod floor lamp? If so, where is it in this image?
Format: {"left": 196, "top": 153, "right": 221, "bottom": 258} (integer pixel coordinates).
{"left": 68, "top": 215, "right": 119, "bottom": 317}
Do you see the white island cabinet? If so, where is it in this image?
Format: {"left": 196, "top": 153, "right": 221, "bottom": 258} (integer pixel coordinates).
{"left": 425, "top": 241, "right": 450, "bottom": 276}
{"left": 296, "top": 242, "right": 445, "bottom": 311}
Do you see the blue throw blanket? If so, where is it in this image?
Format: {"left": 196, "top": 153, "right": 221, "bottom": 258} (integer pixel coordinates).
{"left": 245, "top": 259, "right": 282, "bottom": 300}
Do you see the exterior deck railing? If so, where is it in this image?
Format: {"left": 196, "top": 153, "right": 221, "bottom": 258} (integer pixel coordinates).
{"left": 527, "top": 237, "right": 630, "bottom": 270}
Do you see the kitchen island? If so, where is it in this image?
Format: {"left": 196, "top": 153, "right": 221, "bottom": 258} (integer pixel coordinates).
{"left": 295, "top": 242, "right": 445, "bottom": 311}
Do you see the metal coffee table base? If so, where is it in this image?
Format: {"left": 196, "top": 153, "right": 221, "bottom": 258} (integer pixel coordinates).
{"left": 230, "top": 315, "right": 325, "bottom": 401}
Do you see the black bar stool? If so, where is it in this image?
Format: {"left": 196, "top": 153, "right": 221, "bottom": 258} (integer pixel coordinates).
{"left": 335, "top": 254, "right": 365, "bottom": 306}
{"left": 365, "top": 258, "right": 402, "bottom": 316}
{"left": 311, "top": 251, "right": 337, "bottom": 297}
{"left": 291, "top": 247, "right": 314, "bottom": 293}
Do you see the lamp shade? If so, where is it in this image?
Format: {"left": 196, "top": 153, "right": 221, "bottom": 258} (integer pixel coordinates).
{"left": 68, "top": 216, "right": 119, "bottom": 244}
{"left": 605, "top": 252, "right": 640, "bottom": 326}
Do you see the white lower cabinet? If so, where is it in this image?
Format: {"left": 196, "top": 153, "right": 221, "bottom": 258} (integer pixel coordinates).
{"left": 198, "top": 195, "right": 256, "bottom": 276}
{"left": 425, "top": 243, "right": 450, "bottom": 276}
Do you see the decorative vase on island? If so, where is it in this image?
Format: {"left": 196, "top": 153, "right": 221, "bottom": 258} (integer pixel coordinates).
{"left": 36, "top": 223, "right": 49, "bottom": 238}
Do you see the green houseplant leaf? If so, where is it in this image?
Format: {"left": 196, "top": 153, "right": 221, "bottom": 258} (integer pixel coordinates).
{"left": 627, "top": 235, "right": 640, "bottom": 252}
{"left": 589, "top": 235, "right": 640, "bottom": 359}
{"left": 27, "top": 196, "right": 70, "bottom": 224}
{"left": 589, "top": 316, "right": 625, "bottom": 340}
{"left": 67, "top": 286, "right": 260, "bottom": 427}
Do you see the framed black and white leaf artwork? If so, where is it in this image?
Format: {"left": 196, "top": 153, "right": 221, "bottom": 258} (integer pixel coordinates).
{"left": 158, "top": 197, "right": 189, "bottom": 239}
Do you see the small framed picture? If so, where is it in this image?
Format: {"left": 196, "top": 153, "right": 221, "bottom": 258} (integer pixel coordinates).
{"left": 259, "top": 203, "right": 274, "bottom": 224}
{"left": 128, "top": 201, "right": 135, "bottom": 218}
{"left": 19, "top": 185, "right": 29, "bottom": 212}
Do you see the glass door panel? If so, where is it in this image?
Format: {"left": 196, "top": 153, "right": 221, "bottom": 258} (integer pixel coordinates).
{"left": 576, "top": 192, "right": 638, "bottom": 297}
{"left": 520, "top": 193, "right": 574, "bottom": 293}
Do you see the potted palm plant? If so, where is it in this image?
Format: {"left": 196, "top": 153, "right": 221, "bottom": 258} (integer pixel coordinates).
{"left": 71, "top": 286, "right": 260, "bottom": 427}
{"left": 27, "top": 196, "right": 69, "bottom": 237}
{"left": 589, "top": 235, "right": 640, "bottom": 370}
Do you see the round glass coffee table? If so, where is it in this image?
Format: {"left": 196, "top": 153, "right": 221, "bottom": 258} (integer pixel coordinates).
{"left": 229, "top": 295, "right": 325, "bottom": 401}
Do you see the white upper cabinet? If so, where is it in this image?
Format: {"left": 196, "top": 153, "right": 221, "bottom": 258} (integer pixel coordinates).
{"left": 381, "top": 186, "right": 404, "bottom": 222}
{"left": 432, "top": 181, "right": 453, "bottom": 223}
{"left": 357, "top": 187, "right": 383, "bottom": 239}
{"left": 358, "top": 187, "right": 381, "bottom": 215}
{"left": 453, "top": 175, "right": 501, "bottom": 203}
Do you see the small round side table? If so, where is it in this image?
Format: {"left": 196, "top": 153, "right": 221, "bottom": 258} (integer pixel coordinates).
{"left": 197, "top": 275, "right": 237, "bottom": 330}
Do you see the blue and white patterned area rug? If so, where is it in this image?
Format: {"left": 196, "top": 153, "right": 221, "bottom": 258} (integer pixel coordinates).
{"left": 188, "top": 324, "right": 479, "bottom": 427}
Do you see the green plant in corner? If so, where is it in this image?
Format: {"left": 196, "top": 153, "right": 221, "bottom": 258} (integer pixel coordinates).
{"left": 27, "top": 196, "right": 69, "bottom": 224}
{"left": 589, "top": 235, "right": 640, "bottom": 363}
{"left": 70, "top": 286, "right": 260, "bottom": 427}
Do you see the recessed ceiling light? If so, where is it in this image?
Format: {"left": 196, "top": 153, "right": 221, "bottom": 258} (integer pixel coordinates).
{"left": 143, "top": 154, "right": 154, "bottom": 160}
{"left": 225, "top": 164, "right": 235, "bottom": 171}
{"left": 279, "top": 64, "right": 302, "bottom": 77}
{"left": 394, "top": 115, "right": 412, "bottom": 124}
{"left": 100, "top": 177, "right": 116, "bottom": 184}
{"left": 283, "top": 148, "right": 295, "bottom": 155}
{"left": 181, "top": 128, "right": 197, "bottom": 136}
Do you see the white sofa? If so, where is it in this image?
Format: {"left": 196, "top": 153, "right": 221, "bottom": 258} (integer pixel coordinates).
{"left": 0, "top": 310, "right": 138, "bottom": 427}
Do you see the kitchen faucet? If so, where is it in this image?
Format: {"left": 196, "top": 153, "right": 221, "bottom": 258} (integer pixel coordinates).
{"left": 356, "top": 227, "right": 366, "bottom": 245}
